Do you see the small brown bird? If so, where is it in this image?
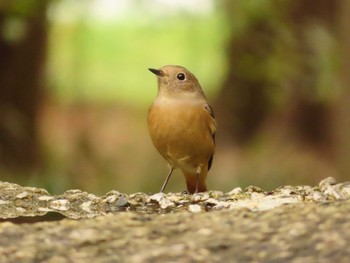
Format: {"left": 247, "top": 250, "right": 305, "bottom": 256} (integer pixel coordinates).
{"left": 148, "top": 65, "right": 216, "bottom": 193}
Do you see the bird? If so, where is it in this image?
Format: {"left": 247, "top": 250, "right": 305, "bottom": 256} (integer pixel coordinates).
{"left": 147, "top": 65, "right": 216, "bottom": 193}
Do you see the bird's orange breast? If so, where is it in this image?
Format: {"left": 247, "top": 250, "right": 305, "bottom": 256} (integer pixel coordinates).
{"left": 148, "top": 101, "right": 214, "bottom": 169}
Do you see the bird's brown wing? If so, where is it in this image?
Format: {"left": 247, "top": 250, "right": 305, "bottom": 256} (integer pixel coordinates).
{"left": 204, "top": 104, "right": 216, "bottom": 171}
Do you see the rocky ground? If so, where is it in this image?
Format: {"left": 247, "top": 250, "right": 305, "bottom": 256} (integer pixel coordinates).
{"left": 0, "top": 177, "right": 350, "bottom": 262}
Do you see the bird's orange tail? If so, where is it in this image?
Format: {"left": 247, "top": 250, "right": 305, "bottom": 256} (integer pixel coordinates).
{"left": 183, "top": 170, "right": 207, "bottom": 193}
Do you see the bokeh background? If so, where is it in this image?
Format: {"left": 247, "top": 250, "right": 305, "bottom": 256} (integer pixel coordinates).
{"left": 0, "top": 0, "right": 349, "bottom": 195}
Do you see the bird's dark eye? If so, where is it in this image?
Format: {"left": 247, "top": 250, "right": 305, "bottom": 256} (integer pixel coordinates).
{"left": 177, "top": 73, "right": 186, "bottom": 81}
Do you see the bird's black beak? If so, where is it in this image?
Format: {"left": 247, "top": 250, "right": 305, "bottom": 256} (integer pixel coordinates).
{"left": 148, "top": 68, "right": 163, "bottom": 76}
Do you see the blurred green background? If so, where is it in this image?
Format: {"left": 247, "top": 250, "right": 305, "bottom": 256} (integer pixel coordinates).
{"left": 0, "top": 0, "right": 349, "bottom": 194}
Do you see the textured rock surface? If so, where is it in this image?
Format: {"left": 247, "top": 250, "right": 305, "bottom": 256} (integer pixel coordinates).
{"left": 0, "top": 177, "right": 350, "bottom": 262}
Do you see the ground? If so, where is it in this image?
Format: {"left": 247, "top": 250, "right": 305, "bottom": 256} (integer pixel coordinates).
{"left": 0, "top": 177, "right": 349, "bottom": 262}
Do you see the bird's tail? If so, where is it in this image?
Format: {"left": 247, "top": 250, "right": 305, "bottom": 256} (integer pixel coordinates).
{"left": 183, "top": 169, "right": 207, "bottom": 193}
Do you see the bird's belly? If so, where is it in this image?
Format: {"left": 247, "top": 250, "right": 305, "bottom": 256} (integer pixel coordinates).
{"left": 148, "top": 105, "right": 213, "bottom": 168}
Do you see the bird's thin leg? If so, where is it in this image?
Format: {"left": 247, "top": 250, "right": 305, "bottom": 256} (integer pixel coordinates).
{"left": 160, "top": 167, "right": 174, "bottom": 193}
{"left": 195, "top": 166, "right": 202, "bottom": 194}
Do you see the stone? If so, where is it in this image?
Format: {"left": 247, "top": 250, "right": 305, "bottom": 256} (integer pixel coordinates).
{"left": 0, "top": 178, "right": 349, "bottom": 262}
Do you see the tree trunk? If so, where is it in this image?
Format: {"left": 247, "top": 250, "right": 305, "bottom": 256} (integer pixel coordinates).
{"left": 0, "top": 1, "right": 48, "bottom": 171}
{"left": 284, "top": 0, "right": 337, "bottom": 152}
{"left": 214, "top": 17, "right": 276, "bottom": 145}
{"left": 215, "top": 0, "right": 337, "bottom": 153}
{"left": 334, "top": 0, "right": 350, "bottom": 180}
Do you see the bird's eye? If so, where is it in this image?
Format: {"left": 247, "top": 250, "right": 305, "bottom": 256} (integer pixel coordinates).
{"left": 177, "top": 73, "right": 186, "bottom": 81}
